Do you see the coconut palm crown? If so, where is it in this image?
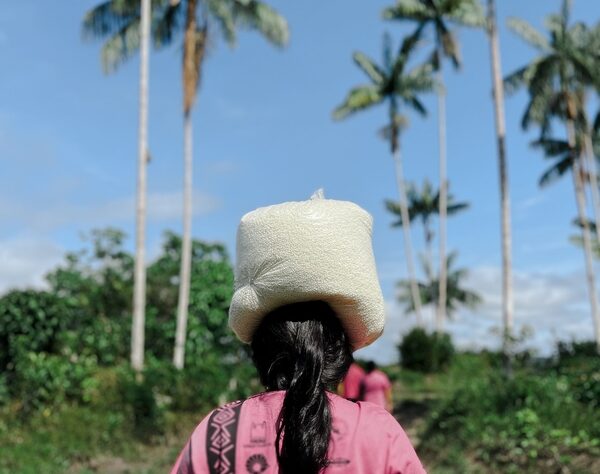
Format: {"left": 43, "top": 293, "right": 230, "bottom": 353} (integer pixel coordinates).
{"left": 397, "top": 252, "right": 481, "bottom": 317}
{"left": 503, "top": 0, "right": 600, "bottom": 135}
{"left": 385, "top": 180, "right": 469, "bottom": 232}
{"left": 382, "top": 0, "right": 485, "bottom": 71}
{"left": 332, "top": 32, "right": 437, "bottom": 151}
{"left": 83, "top": 0, "right": 289, "bottom": 73}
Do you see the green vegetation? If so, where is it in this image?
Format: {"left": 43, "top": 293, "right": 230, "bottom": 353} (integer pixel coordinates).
{"left": 0, "top": 229, "right": 259, "bottom": 473}
{"left": 399, "top": 327, "right": 455, "bottom": 373}
{"left": 3, "top": 253, "right": 596, "bottom": 474}
{"left": 393, "top": 346, "right": 600, "bottom": 473}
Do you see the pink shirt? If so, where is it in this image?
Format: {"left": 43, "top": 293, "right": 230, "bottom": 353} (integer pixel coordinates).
{"left": 361, "top": 369, "right": 392, "bottom": 410}
{"left": 171, "top": 391, "right": 425, "bottom": 474}
{"left": 343, "top": 363, "right": 365, "bottom": 400}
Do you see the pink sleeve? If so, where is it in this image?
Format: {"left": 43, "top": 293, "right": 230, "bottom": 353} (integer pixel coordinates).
{"left": 386, "top": 422, "right": 426, "bottom": 474}
{"left": 170, "top": 414, "right": 211, "bottom": 474}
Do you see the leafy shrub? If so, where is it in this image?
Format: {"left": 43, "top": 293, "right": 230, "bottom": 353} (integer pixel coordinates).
{"left": 58, "top": 317, "right": 129, "bottom": 366}
{"left": 557, "top": 340, "right": 599, "bottom": 364}
{"left": 0, "top": 290, "right": 74, "bottom": 373}
{"left": 12, "top": 349, "right": 97, "bottom": 412}
{"left": 421, "top": 371, "right": 600, "bottom": 471}
{"left": 399, "top": 328, "right": 454, "bottom": 373}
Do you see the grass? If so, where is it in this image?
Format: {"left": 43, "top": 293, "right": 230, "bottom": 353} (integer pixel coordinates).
{"left": 0, "top": 403, "right": 203, "bottom": 474}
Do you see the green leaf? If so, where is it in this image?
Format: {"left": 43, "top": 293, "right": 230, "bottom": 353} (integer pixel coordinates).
{"left": 231, "top": 0, "right": 289, "bottom": 47}
{"left": 100, "top": 18, "right": 141, "bottom": 73}
{"left": 152, "top": 1, "right": 184, "bottom": 49}
{"left": 539, "top": 156, "right": 573, "bottom": 187}
{"left": 382, "top": 0, "right": 431, "bottom": 22}
{"left": 507, "top": 17, "right": 550, "bottom": 51}
{"left": 332, "top": 86, "right": 384, "bottom": 120}
{"left": 353, "top": 52, "right": 385, "bottom": 85}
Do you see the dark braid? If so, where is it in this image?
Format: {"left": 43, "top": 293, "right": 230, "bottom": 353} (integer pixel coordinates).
{"left": 251, "top": 301, "right": 353, "bottom": 474}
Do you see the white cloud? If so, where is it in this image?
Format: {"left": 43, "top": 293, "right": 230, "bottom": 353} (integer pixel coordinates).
{"left": 0, "top": 236, "right": 64, "bottom": 294}
{"left": 358, "top": 266, "right": 594, "bottom": 364}
{"left": 516, "top": 194, "right": 545, "bottom": 211}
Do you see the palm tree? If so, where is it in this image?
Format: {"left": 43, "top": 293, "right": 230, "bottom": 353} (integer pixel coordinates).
{"left": 83, "top": 0, "right": 289, "bottom": 369}
{"left": 385, "top": 179, "right": 468, "bottom": 278}
{"left": 398, "top": 252, "right": 481, "bottom": 323}
{"left": 504, "top": 0, "right": 600, "bottom": 349}
{"left": 383, "top": 0, "right": 484, "bottom": 330}
{"left": 82, "top": 0, "right": 152, "bottom": 372}
{"left": 333, "top": 32, "right": 437, "bottom": 325}
{"left": 485, "top": 0, "right": 514, "bottom": 352}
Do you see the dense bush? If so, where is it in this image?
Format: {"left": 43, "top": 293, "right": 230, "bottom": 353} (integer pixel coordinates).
{"left": 0, "top": 290, "right": 75, "bottom": 373}
{"left": 555, "top": 341, "right": 600, "bottom": 410}
{"left": 12, "top": 349, "right": 98, "bottom": 412}
{"left": 557, "top": 340, "right": 599, "bottom": 364}
{"left": 0, "top": 228, "right": 256, "bottom": 419}
{"left": 421, "top": 370, "right": 600, "bottom": 472}
{"left": 399, "top": 328, "right": 454, "bottom": 373}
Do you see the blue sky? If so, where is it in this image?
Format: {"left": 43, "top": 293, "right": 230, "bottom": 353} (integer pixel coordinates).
{"left": 0, "top": 0, "right": 598, "bottom": 362}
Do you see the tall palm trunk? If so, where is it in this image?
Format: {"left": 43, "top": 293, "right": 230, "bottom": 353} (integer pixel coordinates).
{"left": 393, "top": 146, "right": 423, "bottom": 325}
{"left": 131, "top": 0, "right": 151, "bottom": 372}
{"left": 173, "top": 0, "right": 199, "bottom": 369}
{"left": 436, "top": 68, "right": 448, "bottom": 333}
{"left": 424, "top": 219, "right": 434, "bottom": 280}
{"left": 174, "top": 113, "right": 193, "bottom": 369}
{"left": 584, "top": 132, "right": 600, "bottom": 246}
{"left": 487, "top": 0, "right": 514, "bottom": 349}
{"left": 567, "top": 119, "right": 600, "bottom": 350}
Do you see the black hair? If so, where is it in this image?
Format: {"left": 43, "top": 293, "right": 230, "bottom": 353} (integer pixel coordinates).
{"left": 365, "top": 360, "right": 376, "bottom": 373}
{"left": 251, "top": 301, "right": 353, "bottom": 474}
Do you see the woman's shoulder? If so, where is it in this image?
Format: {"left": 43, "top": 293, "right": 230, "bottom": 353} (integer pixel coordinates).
{"left": 330, "top": 394, "right": 399, "bottom": 432}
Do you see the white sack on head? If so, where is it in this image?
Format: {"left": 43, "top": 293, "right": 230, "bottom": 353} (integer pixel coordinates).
{"left": 229, "top": 191, "right": 385, "bottom": 350}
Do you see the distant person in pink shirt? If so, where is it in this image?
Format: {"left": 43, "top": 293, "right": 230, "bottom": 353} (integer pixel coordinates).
{"left": 360, "top": 361, "right": 393, "bottom": 412}
{"left": 170, "top": 195, "right": 425, "bottom": 474}
{"left": 342, "top": 362, "right": 365, "bottom": 402}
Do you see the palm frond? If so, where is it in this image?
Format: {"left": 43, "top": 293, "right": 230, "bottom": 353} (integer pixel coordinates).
{"left": 507, "top": 17, "right": 550, "bottom": 51}
{"left": 332, "top": 86, "right": 384, "bottom": 120}
{"left": 100, "top": 18, "right": 141, "bottom": 73}
{"left": 440, "top": 29, "right": 461, "bottom": 69}
{"left": 538, "top": 156, "right": 573, "bottom": 187}
{"left": 405, "top": 96, "right": 428, "bottom": 117}
{"left": 153, "top": 1, "right": 184, "bottom": 49}
{"left": 402, "top": 63, "right": 438, "bottom": 94}
{"left": 231, "top": 0, "right": 289, "bottom": 47}
{"left": 393, "top": 28, "right": 422, "bottom": 76}
{"left": 446, "top": 201, "right": 469, "bottom": 215}
{"left": 382, "top": 0, "right": 432, "bottom": 22}
{"left": 206, "top": 0, "right": 237, "bottom": 46}
{"left": 353, "top": 52, "right": 385, "bottom": 85}
{"left": 503, "top": 60, "right": 540, "bottom": 96}
{"left": 570, "top": 234, "right": 600, "bottom": 259}
{"left": 82, "top": 0, "right": 139, "bottom": 40}
{"left": 447, "top": 0, "right": 486, "bottom": 28}
{"left": 531, "top": 137, "right": 570, "bottom": 157}
{"left": 572, "top": 216, "right": 597, "bottom": 233}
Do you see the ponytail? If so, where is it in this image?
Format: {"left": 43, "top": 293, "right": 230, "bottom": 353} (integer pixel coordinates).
{"left": 251, "top": 301, "right": 353, "bottom": 474}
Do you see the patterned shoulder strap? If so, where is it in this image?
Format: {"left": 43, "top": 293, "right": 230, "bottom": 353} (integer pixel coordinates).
{"left": 206, "top": 400, "right": 244, "bottom": 474}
